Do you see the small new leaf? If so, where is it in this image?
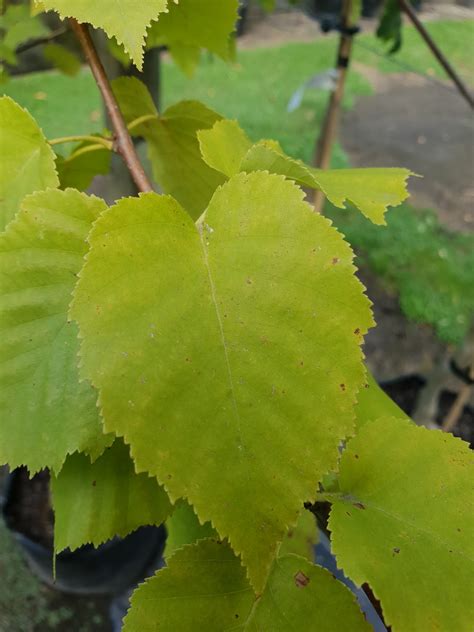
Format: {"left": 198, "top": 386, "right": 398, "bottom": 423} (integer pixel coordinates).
{"left": 123, "top": 539, "right": 371, "bottom": 631}
{"left": 52, "top": 439, "right": 172, "bottom": 553}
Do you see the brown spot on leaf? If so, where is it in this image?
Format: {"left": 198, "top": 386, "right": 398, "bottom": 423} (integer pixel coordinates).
{"left": 354, "top": 454, "right": 359, "bottom": 459}
{"left": 92, "top": 480, "right": 97, "bottom": 487}
{"left": 246, "top": 278, "right": 253, "bottom": 285}
{"left": 340, "top": 383, "right": 346, "bottom": 391}
{"left": 353, "top": 502, "right": 366, "bottom": 510}
{"left": 354, "top": 328, "right": 360, "bottom": 335}
{"left": 332, "top": 257, "right": 340, "bottom": 265}
{"left": 294, "top": 571, "right": 310, "bottom": 588}
{"left": 393, "top": 547, "right": 400, "bottom": 555}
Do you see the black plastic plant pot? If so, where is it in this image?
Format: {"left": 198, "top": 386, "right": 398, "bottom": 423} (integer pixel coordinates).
{"left": 1, "top": 470, "right": 167, "bottom": 595}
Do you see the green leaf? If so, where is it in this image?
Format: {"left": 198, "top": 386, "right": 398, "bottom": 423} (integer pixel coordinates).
{"left": 56, "top": 140, "right": 111, "bottom": 191}
{"left": 328, "top": 416, "right": 474, "bottom": 632}
{"left": 52, "top": 439, "right": 172, "bottom": 553}
{"left": 198, "top": 119, "right": 252, "bottom": 178}
{"left": 376, "top": 0, "right": 403, "bottom": 54}
{"left": 123, "top": 539, "right": 370, "bottom": 631}
{"left": 240, "top": 140, "right": 413, "bottom": 225}
{"left": 71, "top": 172, "right": 373, "bottom": 591}
{"left": 279, "top": 511, "right": 318, "bottom": 561}
{"left": 1, "top": 4, "right": 48, "bottom": 51}
{"left": 165, "top": 500, "right": 216, "bottom": 560}
{"left": 113, "top": 78, "right": 226, "bottom": 219}
{"left": 354, "top": 370, "right": 409, "bottom": 431}
{"left": 146, "top": 0, "right": 239, "bottom": 76}
{"left": 37, "top": 0, "right": 168, "bottom": 69}
{"left": 43, "top": 43, "right": 81, "bottom": 76}
{"left": 0, "top": 188, "right": 111, "bottom": 473}
{"left": 0, "top": 96, "right": 59, "bottom": 230}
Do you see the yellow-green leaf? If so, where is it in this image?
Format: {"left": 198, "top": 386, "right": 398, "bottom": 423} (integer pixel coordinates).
{"left": 0, "top": 97, "right": 58, "bottom": 230}
{"left": 200, "top": 131, "right": 411, "bottom": 224}
{"left": 328, "top": 416, "right": 474, "bottom": 632}
{"left": 37, "top": 0, "right": 168, "bottom": 69}
{"left": 123, "top": 539, "right": 370, "bottom": 631}
{"left": 198, "top": 119, "right": 252, "bottom": 178}
{"left": 354, "top": 370, "right": 409, "bottom": 431}
{"left": 52, "top": 439, "right": 172, "bottom": 553}
{"left": 71, "top": 172, "right": 373, "bottom": 591}
{"left": 0, "top": 188, "right": 110, "bottom": 473}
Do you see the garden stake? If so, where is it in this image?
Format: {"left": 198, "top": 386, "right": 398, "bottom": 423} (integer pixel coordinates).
{"left": 313, "top": 0, "right": 358, "bottom": 213}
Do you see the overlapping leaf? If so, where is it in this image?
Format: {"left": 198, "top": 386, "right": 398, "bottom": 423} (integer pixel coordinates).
{"left": 0, "top": 188, "right": 111, "bottom": 473}
{"left": 328, "top": 416, "right": 474, "bottom": 632}
{"left": 165, "top": 500, "right": 216, "bottom": 560}
{"left": 113, "top": 77, "right": 226, "bottom": 218}
{"left": 123, "top": 539, "right": 370, "bottom": 631}
{"left": 198, "top": 119, "right": 252, "bottom": 178}
{"left": 0, "top": 97, "right": 58, "bottom": 230}
{"left": 199, "top": 120, "right": 413, "bottom": 224}
{"left": 147, "top": 0, "right": 239, "bottom": 76}
{"left": 52, "top": 439, "right": 172, "bottom": 553}
{"left": 36, "top": 0, "right": 169, "bottom": 69}
{"left": 71, "top": 172, "right": 373, "bottom": 590}
{"left": 354, "top": 370, "right": 409, "bottom": 431}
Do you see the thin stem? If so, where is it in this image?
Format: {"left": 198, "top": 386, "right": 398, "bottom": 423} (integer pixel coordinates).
{"left": 398, "top": 0, "right": 474, "bottom": 110}
{"left": 49, "top": 134, "right": 113, "bottom": 149}
{"left": 16, "top": 27, "right": 68, "bottom": 54}
{"left": 67, "top": 143, "right": 110, "bottom": 161}
{"left": 127, "top": 113, "right": 159, "bottom": 133}
{"left": 70, "top": 19, "right": 153, "bottom": 193}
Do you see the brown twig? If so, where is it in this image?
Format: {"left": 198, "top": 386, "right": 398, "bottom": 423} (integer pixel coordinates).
{"left": 312, "top": 0, "right": 356, "bottom": 213}
{"left": 397, "top": 0, "right": 474, "bottom": 110}
{"left": 16, "top": 27, "right": 68, "bottom": 54}
{"left": 70, "top": 19, "right": 153, "bottom": 193}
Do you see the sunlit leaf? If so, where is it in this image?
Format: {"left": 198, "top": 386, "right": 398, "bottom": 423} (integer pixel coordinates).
{"left": 71, "top": 172, "right": 373, "bottom": 590}
{"left": 354, "top": 370, "right": 409, "bottom": 431}
{"left": 328, "top": 416, "right": 474, "bottom": 632}
{"left": 37, "top": 0, "right": 169, "bottom": 69}
{"left": 198, "top": 119, "right": 252, "bottom": 178}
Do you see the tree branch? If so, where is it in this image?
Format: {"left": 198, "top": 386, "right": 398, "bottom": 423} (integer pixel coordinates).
{"left": 70, "top": 19, "right": 153, "bottom": 194}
